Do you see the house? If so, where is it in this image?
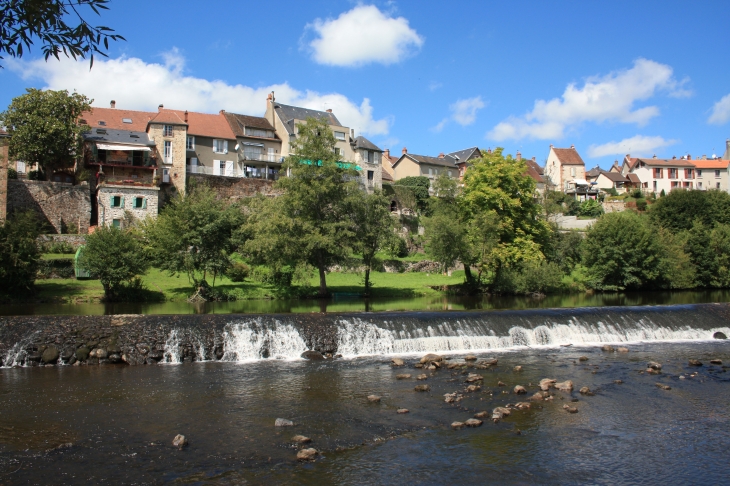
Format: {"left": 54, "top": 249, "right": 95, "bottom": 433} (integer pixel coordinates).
{"left": 448, "top": 146, "right": 482, "bottom": 180}
{"left": 391, "top": 148, "right": 460, "bottom": 188}
{"left": 222, "top": 112, "right": 283, "bottom": 180}
{"left": 381, "top": 148, "right": 398, "bottom": 182}
{"left": 595, "top": 171, "right": 629, "bottom": 193}
{"left": 264, "top": 92, "right": 382, "bottom": 191}
{"left": 585, "top": 166, "right": 602, "bottom": 184}
{"left": 544, "top": 144, "right": 596, "bottom": 199}
{"left": 518, "top": 152, "right": 546, "bottom": 196}
{"left": 627, "top": 156, "right": 697, "bottom": 193}
{"left": 692, "top": 159, "right": 730, "bottom": 191}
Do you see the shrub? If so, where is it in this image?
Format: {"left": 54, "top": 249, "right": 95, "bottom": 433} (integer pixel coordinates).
{"left": 250, "top": 265, "right": 294, "bottom": 287}
{"left": 37, "top": 259, "right": 74, "bottom": 279}
{"left": 0, "top": 211, "right": 42, "bottom": 294}
{"left": 491, "top": 261, "right": 565, "bottom": 294}
{"left": 226, "top": 262, "right": 250, "bottom": 282}
{"left": 578, "top": 199, "right": 604, "bottom": 218}
{"left": 27, "top": 170, "right": 43, "bottom": 180}
{"left": 631, "top": 188, "right": 643, "bottom": 199}
{"left": 386, "top": 236, "right": 409, "bottom": 258}
{"left": 45, "top": 241, "right": 75, "bottom": 254}
{"left": 7, "top": 168, "right": 17, "bottom": 179}
{"left": 606, "top": 187, "right": 618, "bottom": 197}
{"left": 635, "top": 199, "right": 647, "bottom": 211}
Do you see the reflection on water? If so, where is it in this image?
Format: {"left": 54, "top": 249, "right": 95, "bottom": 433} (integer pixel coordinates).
{"left": 2, "top": 289, "right": 730, "bottom": 316}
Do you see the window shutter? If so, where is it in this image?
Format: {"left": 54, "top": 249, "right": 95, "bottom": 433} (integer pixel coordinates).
{"left": 224, "top": 140, "right": 228, "bottom": 154}
{"left": 142, "top": 198, "right": 147, "bottom": 209}
{"left": 120, "top": 196, "right": 125, "bottom": 208}
{"left": 110, "top": 195, "right": 114, "bottom": 207}
{"left": 213, "top": 160, "right": 220, "bottom": 176}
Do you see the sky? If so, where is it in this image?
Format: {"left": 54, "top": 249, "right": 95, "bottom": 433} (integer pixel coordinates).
{"left": 2, "top": 0, "right": 730, "bottom": 169}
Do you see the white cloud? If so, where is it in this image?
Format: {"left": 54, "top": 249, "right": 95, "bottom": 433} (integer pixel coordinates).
{"left": 8, "top": 49, "right": 391, "bottom": 136}
{"left": 708, "top": 93, "right": 730, "bottom": 125}
{"left": 432, "top": 96, "right": 485, "bottom": 132}
{"left": 487, "top": 59, "right": 690, "bottom": 141}
{"left": 587, "top": 135, "right": 678, "bottom": 158}
{"left": 306, "top": 4, "right": 424, "bottom": 67}
{"left": 428, "top": 81, "right": 443, "bottom": 91}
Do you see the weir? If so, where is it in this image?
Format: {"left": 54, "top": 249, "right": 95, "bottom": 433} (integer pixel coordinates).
{"left": 1, "top": 304, "right": 729, "bottom": 367}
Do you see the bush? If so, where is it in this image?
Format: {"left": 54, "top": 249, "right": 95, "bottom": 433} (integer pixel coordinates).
{"left": 564, "top": 198, "right": 581, "bottom": 216}
{"left": 45, "top": 241, "right": 75, "bottom": 254}
{"left": 605, "top": 187, "right": 618, "bottom": 197}
{"left": 491, "top": 261, "right": 565, "bottom": 294}
{"left": 27, "top": 169, "right": 43, "bottom": 180}
{"left": 250, "top": 265, "right": 294, "bottom": 287}
{"left": 578, "top": 199, "right": 604, "bottom": 218}
{"left": 0, "top": 211, "right": 42, "bottom": 294}
{"left": 37, "top": 259, "right": 74, "bottom": 279}
{"left": 631, "top": 188, "right": 643, "bottom": 199}
{"left": 226, "top": 262, "right": 250, "bottom": 282}
{"left": 7, "top": 168, "right": 17, "bottom": 179}
{"left": 635, "top": 199, "right": 647, "bottom": 211}
{"left": 386, "top": 236, "right": 410, "bottom": 258}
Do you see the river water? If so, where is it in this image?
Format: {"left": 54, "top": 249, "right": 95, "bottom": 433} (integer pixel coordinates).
{"left": 0, "top": 304, "right": 729, "bottom": 484}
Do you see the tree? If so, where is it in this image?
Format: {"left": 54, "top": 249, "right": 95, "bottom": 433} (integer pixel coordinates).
{"left": 0, "top": 211, "right": 41, "bottom": 295}
{"left": 242, "top": 117, "right": 359, "bottom": 297}
{"left": 461, "top": 148, "right": 551, "bottom": 275}
{"left": 582, "top": 211, "right": 662, "bottom": 290}
{"left": 391, "top": 176, "right": 431, "bottom": 213}
{"left": 78, "top": 225, "right": 148, "bottom": 300}
{"left": 143, "top": 185, "right": 244, "bottom": 294}
{"left": 352, "top": 190, "right": 396, "bottom": 295}
{"left": 424, "top": 203, "right": 466, "bottom": 274}
{"left": 0, "top": 0, "right": 124, "bottom": 68}
{"left": 649, "top": 189, "right": 730, "bottom": 231}
{"left": 0, "top": 88, "right": 91, "bottom": 178}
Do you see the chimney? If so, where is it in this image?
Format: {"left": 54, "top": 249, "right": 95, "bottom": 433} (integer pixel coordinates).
{"left": 402, "top": 147, "right": 407, "bottom": 155}
{"left": 326, "top": 109, "right": 332, "bottom": 113}
{"left": 516, "top": 150, "right": 522, "bottom": 161}
{"left": 351, "top": 129, "right": 355, "bottom": 139}
{"left": 550, "top": 144, "right": 553, "bottom": 149}
{"left": 570, "top": 144, "right": 575, "bottom": 149}
{"left": 702, "top": 154, "right": 706, "bottom": 159}
{"left": 672, "top": 156, "right": 676, "bottom": 159}
{"left": 532, "top": 156, "right": 536, "bottom": 162}
{"left": 110, "top": 100, "right": 116, "bottom": 109}
{"left": 184, "top": 110, "right": 188, "bottom": 123}
{"left": 487, "top": 148, "right": 492, "bottom": 154}
{"left": 688, "top": 154, "right": 692, "bottom": 160}
{"left": 219, "top": 109, "right": 225, "bottom": 115}
{"left": 653, "top": 154, "right": 657, "bottom": 159}
{"left": 158, "top": 104, "right": 164, "bottom": 112}
{"left": 384, "top": 149, "right": 390, "bottom": 159}
{"left": 438, "top": 152, "right": 445, "bottom": 158}
{"left": 267, "top": 93, "right": 272, "bottom": 101}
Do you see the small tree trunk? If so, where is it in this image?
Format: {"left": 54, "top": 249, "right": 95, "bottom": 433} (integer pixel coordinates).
{"left": 364, "top": 267, "right": 371, "bottom": 296}
{"left": 318, "top": 265, "right": 328, "bottom": 297}
{"left": 464, "top": 265, "right": 474, "bottom": 285}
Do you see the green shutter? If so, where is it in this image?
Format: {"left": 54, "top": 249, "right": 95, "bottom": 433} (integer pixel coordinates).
{"left": 142, "top": 198, "right": 147, "bottom": 209}
{"left": 120, "top": 196, "right": 125, "bottom": 208}
{"left": 110, "top": 195, "right": 114, "bottom": 207}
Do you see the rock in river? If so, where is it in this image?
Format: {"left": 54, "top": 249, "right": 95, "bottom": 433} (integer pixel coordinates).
{"left": 465, "top": 373, "right": 484, "bottom": 383}
{"left": 275, "top": 418, "right": 294, "bottom": 427}
{"left": 713, "top": 332, "right": 727, "bottom": 340}
{"left": 75, "top": 346, "right": 90, "bottom": 361}
{"left": 710, "top": 359, "right": 723, "bottom": 365}
{"left": 420, "top": 353, "right": 443, "bottom": 364}
{"left": 647, "top": 361, "right": 662, "bottom": 370}
{"left": 578, "top": 356, "right": 589, "bottom": 362}
{"left": 656, "top": 383, "right": 671, "bottom": 391}
{"left": 451, "top": 421, "right": 465, "bottom": 429}
{"left": 513, "top": 366, "right": 523, "bottom": 372}
{"left": 172, "top": 434, "right": 188, "bottom": 449}
{"left": 465, "top": 385, "right": 481, "bottom": 393}
{"left": 367, "top": 395, "right": 381, "bottom": 403}
{"left": 539, "top": 378, "right": 556, "bottom": 391}
{"left": 416, "top": 374, "right": 428, "bottom": 380}
{"left": 514, "top": 385, "right": 527, "bottom": 394}
{"left": 391, "top": 357, "right": 405, "bottom": 366}
{"left": 579, "top": 386, "right": 594, "bottom": 396}
{"left": 414, "top": 384, "right": 431, "bottom": 392}
{"left": 601, "top": 345, "right": 615, "bottom": 352}
{"left": 554, "top": 380, "right": 574, "bottom": 392}
{"left": 464, "top": 354, "right": 477, "bottom": 361}
{"left": 474, "top": 411, "right": 489, "bottom": 418}
{"left": 397, "top": 408, "right": 409, "bottom": 414}
{"left": 292, "top": 435, "right": 311, "bottom": 444}
{"left": 301, "top": 351, "right": 325, "bottom": 360}
{"left": 396, "top": 374, "right": 412, "bottom": 380}
{"left": 297, "top": 448, "right": 318, "bottom": 461}
{"left": 689, "top": 359, "right": 702, "bottom": 366}
{"left": 465, "top": 418, "right": 483, "bottom": 427}
{"left": 41, "top": 346, "right": 59, "bottom": 364}
{"left": 563, "top": 405, "right": 578, "bottom": 414}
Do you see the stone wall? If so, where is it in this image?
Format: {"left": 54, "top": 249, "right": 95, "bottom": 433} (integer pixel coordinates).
{"left": 0, "top": 137, "right": 8, "bottom": 222}
{"left": 188, "top": 173, "right": 281, "bottom": 200}
{"left": 602, "top": 200, "right": 626, "bottom": 213}
{"left": 37, "top": 234, "right": 87, "bottom": 249}
{"left": 97, "top": 184, "right": 160, "bottom": 227}
{"left": 7, "top": 180, "right": 91, "bottom": 234}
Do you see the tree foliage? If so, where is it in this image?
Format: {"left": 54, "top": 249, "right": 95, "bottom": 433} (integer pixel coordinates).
{"left": 0, "top": 88, "right": 91, "bottom": 178}
{"left": 241, "top": 117, "right": 359, "bottom": 297}
{"left": 391, "top": 176, "right": 430, "bottom": 212}
{"left": 0, "top": 0, "right": 125, "bottom": 68}
{"left": 0, "top": 211, "right": 41, "bottom": 295}
{"left": 649, "top": 189, "right": 730, "bottom": 231}
{"left": 352, "top": 190, "right": 396, "bottom": 295}
{"left": 583, "top": 211, "right": 662, "bottom": 290}
{"left": 143, "top": 185, "right": 243, "bottom": 292}
{"left": 78, "top": 225, "right": 149, "bottom": 300}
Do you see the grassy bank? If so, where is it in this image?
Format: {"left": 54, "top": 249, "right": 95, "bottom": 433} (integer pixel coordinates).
{"left": 29, "top": 268, "right": 467, "bottom": 304}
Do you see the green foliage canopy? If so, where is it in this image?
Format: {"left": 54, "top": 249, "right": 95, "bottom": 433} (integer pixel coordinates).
{"left": 0, "top": 88, "right": 91, "bottom": 178}
{"left": 649, "top": 189, "right": 730, "bottom": 231}
{"left": 0, "top": 211, "right": 41, "bottom": 295}
{"left": 352, "top": 190, "right": 396, "bottom": 294}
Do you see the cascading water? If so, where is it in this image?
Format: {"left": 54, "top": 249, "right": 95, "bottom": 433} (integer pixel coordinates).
{"left": 162, "top": 329, "right": 207, "bottom": 363}
{"left": 1, "top": 331, "right": 40, "bottom": 367}
{"left": 220, "top": 319, "right": 307, "bottom": 361}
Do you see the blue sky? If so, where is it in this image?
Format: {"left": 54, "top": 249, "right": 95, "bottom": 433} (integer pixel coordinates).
{"left": 2, "top": 0, "right": 730, "bottom": 168}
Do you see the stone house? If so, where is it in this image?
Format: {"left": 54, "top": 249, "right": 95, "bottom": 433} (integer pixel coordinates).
{"left": 544, "top": 144, "right": 596, "bottom": 199}
{"left": 519, "top": 152, "right": 546, "bottom": 196}
{"left": 222, "top": 112, "right": 283, "bottom": 180}
{"left": 448, "top": 146, "right": 482, "bottom": 181}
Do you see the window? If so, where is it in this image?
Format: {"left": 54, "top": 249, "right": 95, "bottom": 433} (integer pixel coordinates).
{"left": 698, "top": 182, "right": 703, "bottom": 189}
{"left": 134, "top": 197, "right": 147, "bottom": 209}
{"left": 697, "top": 169, "right": 702, "bottom": 177}
{"left": 112, "top": 219, "right": 121, "bottom": 228}
{"left": 122, "top": 118, "right": 132, "bottom": 124}
{"left": 267, "top": 147, "right": 275, "bottom": 162}
{"left": 716, "top": 170, "right": 721, "bottom": 178}
{"left": 334, "top": 131, "right": 346, "bottom": 141}
{"left": 367, "top": 170, "right": 374, "bottom": 180}
{"left": 334, "top": 147, "right": 341, "bottom": 156}
{"left": 367, "top": 151, "right": 374, "bottom": 163}
{"left": 244, "top": 127, "right": 275, "bottom": 138}
{"left": 98, "top": 121, "right": 106, "bottom": 126}
{"left": 570, "top": 167, "right": 576, "bottom": 177}
{"left": 717, "top": 182, "right": 722, "bottom": 189}
{"left": 213, "top": 139, "right": 228, "bottom": 154}
{"left": 668, "top": 168, "right": 678, "bottom": 179}
{"left": 244, "top": 145, "right": 263, "bottom": 160}
{"left": 186, "top": 136, "right": 195, "bottom": 150}
{"left": 448, "top": 170, "right": 453, "bottom": 178}
{"left": 654, "top": 168, "right": 662, "bottom": 178}
{"left": 110, "top": 195, "right": 123, "bottom": 208}
{"left": 653, "top": 181, "right": 657, "bottom": 191}
{"left": 164, "top": 141, "right": 172, "bottom": 164}
{"left": 16, "top": 161, "right": 25, "bottom": 173}
{"left": 163, "top": 125, "right": 173, "bottom": 137}
{"left": 685, "top": 168, "right": 693, "bottom": 179}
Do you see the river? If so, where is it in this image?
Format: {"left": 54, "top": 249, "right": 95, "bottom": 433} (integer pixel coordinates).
{"left": 0, "top": 303, "right": 728, "bottom": 484}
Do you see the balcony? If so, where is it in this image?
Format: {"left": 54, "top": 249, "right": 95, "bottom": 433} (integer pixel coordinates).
{"left": 187, "top": 164, "right": 280, "bottom": 180}
{"left": 239, "top": 153, "right": 283, "bottom": 163}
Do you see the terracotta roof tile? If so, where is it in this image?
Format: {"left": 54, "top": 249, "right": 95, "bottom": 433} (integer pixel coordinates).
{"left": 635, "top": 158, "right": 696, "bottom": 167}
{"left": 598, "top": 171, "right": 628, "bottom": 182}
{"left": 82, "top": 107, "right": 155, "bottom": 132}
{"left": 552, "top": 147, "right": 585, "bottom": 165}
{"left": 166, "top": 110, "right": 235, "bottom": 139}
{"left": 149, "top": 110, "right": 187, "bottom": 126}
{"left": 690, "top": 160, "right": 730, "bottom": 169}
{"left": 223, "top": 112, "right": 276, "bottom": 138}
{"left": 382, "top": 171, "right": 394, "bottom": 182}
{"left": 525, "top": 158, "right": 544, "bottom": 175}
{"left": 627, "top": 173, "right": 641, "bottom": 183}
{"left": 525, "top": 165, "right": 544, "bottom": 183}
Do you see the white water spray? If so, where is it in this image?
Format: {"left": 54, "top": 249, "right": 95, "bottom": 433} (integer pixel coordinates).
{"left": 220, "top": 320, "right": 307, "bottom": 361}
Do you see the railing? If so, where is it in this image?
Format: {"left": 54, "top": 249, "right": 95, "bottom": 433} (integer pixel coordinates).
{"left": 186, "top": 164, "right": 280, "bottom": 180}
{"left": 240, "top": 153, "right": 281, "bottom": 163}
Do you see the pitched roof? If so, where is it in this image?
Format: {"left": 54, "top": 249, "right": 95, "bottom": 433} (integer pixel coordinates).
{"left": 148, "top": 110, "right": 187, "bottom": 126}
{"left": 223, "top": 112, "right": 277, "bottom": 139}
{"left": 273, "top": 102, "right": 343, "bottom": 135}
{"left": 448, "top": 147, "right": 481, "bottom": 163}
{"left": 403, "top": 153, "right": 458, "bottom": 168}
{"left": 82, "top": 106, "right": 155, "bottom": 132}
{"left": 552, "top": 147, "right": 585, "bottom": 165}
{"left": 598, "top": 171, "right": 628, "bottom": 182}
{"left": 352, "top": 135, "right": 382, "bottom": 152}
{"left": 381, "top": 170, "right": 394, "bottom": 182}
{"left": 524, "top": 158, "right": 544, "bottom": 176}
{"left": 585, "top": 166, "right": 602, "bottom": 178}
{"left": 635, "top": 158, "right": 696, "bottom": 167}
{"left": 82, "top": 127, "right": 155, "bottom": 147}
{"left": 525, "top": 164, "right": 544, "bottom": 184}
{"left": 623, "top": 156, "right": 639, "bottom": 170}
{"left": 691, "top": 159, "right": 730, "bottom": 169}
{"left": 627, "top": 173, "right": 641, "bottom": 183}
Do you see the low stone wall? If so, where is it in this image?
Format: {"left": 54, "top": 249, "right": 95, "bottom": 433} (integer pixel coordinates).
{"left": 7, "top": 180, "right": 91, "bottom": 233}
{"left": 602, "top": 200, "right": 626, "bottom": 213}
{"left": 188, "top": 174, "right": 281, "bottom": 200}
{"left": 37, "top": 234, "right": 87, "bottom": 249}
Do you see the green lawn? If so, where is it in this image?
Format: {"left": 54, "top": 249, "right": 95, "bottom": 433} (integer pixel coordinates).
{"left": 41, "top": 253, "right": 75, "bottom": 260}
{"left": 31, "top": 267, "right": 467, "bottom": 303}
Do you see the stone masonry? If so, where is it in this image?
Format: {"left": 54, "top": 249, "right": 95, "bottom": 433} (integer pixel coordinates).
{"left": 188, "top": 173, "right": 281, "bottom": 200}
{"left": 97, "top": 184, "right": 160, "bottom": 227}
{"left": 7, "top": 180, "right": 91, "bottom": 234}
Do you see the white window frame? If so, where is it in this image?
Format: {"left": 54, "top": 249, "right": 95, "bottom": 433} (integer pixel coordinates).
{"left": 16, "top": 161, "right": 26, "bottom": 173}
{"left": 334, "top": 131, "right": 346, "bottom": 141}
{"left": 163, "top": 125, "right": 173, "bottom": 137}
{"left": 716, "top": 170, "right": 721, "bottom": 178}
{"left": 186, "top": 136, "right": 195, "bottom": 150}
{"left": 164, "top": 141, "right": 173, "bottom": 164}
{"left": 213, "top": 139, "right": 229, "bottom": 154}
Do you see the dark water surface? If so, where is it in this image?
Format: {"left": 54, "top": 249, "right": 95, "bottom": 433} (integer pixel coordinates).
{"left": 3, "top": 289, "right": 730, "bottom": 316}
{"left": 0, "top": 341, "right": 728, "bottom": 485}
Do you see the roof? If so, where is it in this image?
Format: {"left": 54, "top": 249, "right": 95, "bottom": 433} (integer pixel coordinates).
{"left": 623, "top": 156, "right": 640, "bottom": 171}
{"left": 448, "top": 147, "right": 481, "bottom": 163}
{"left": 635, "top": 158, "right": 696, "bottom": 167}
{"left": 525, "top": 164, "right": 544, "bottom": 184}
{"left": 585, "top": 166, "right": 602, "bottom": 177}
{"left": 148, "top": 110, "right": 187, "bottom": 126}
{"left": 627, "top": 173, "right": 641, "bottom": 183}
{"left": 352, "top": 135, "right": 382, "bottom": 152}
{"left": 82, "top": 128, "right": 155, "bottom": 147}
{"left": 524, "top": 158, "right": 544, "bottom": 176}
{"left": 223, "top": 112, "right": 277, "bottom": 138}
{"left": 82, "top": 107, "right": 155, "bottom": 132}
{"left": 273, "top": 102, "right": 343, "bottom": 135}
{"left": 598, "top": 171, "right": 628, "bottom": 182}
{"left": 400, "top": 153, "right": 458, "bottom": 168}
{"left": 0, "top": 128, "right": 8, "bottom": 138}
{"left": 552, "top": 147, "right": 585, "bottom": 165}
{"left": 381, "top": 171, "right": 394, "bottom": 182}
{"left": 691, "top": 159, "right": 730, "bottom": 170}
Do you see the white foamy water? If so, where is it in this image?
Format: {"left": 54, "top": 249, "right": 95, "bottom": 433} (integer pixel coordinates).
{"left": 162, "top": 329, "right": 207, "bottom": 364}
{"left": 334, "top": 317, "right": 730, "bottom": 358}
{"left": 2, "top": 331, "right": 40, "bottom": 367}
{"left": 220, "top": 320, "right": 307, "bottom": 362}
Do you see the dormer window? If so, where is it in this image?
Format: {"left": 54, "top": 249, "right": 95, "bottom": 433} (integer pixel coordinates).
{"left": 96, "top": 129, "right": 107, "bottom": 134}
{"left": 163, "top": 125, "right": 173, "bottom": 137}
{"left": 122, "top": 118, "right": 132, "bottom": 124}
